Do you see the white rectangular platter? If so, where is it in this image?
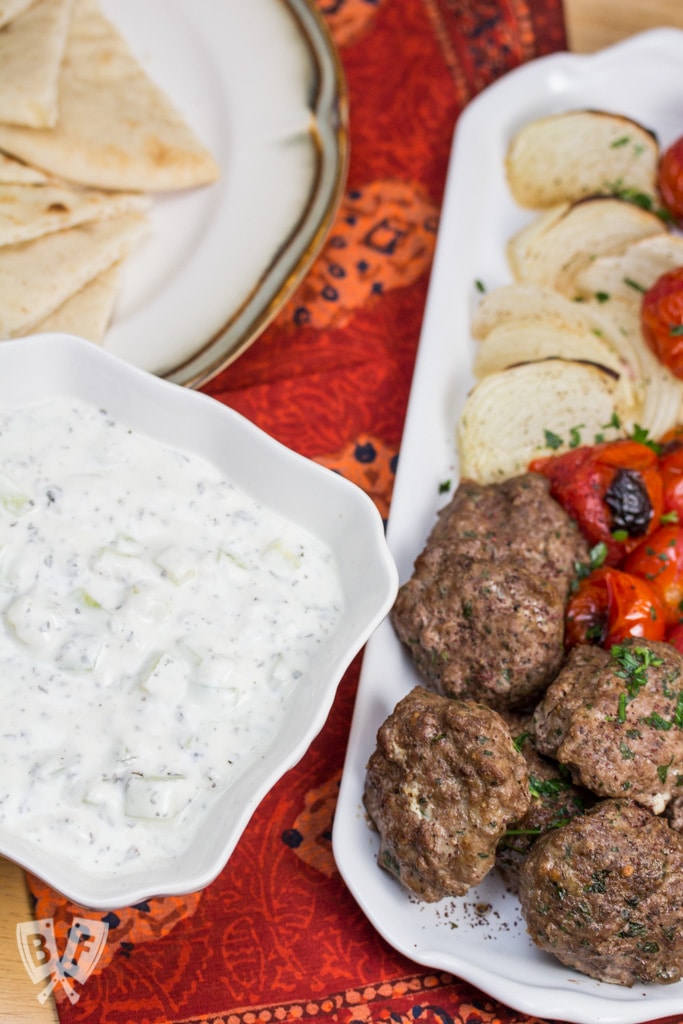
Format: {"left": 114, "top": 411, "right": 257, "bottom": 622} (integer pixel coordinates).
{"left": 332, "top": 28, "right": 683, "bottom": 1024}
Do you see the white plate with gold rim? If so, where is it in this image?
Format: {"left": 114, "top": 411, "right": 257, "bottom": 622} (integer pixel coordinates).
{"left": 100, "top": 0, "right": 348, "bottom": 387}
{"left": 333, "top": 28, "right": 683, "bottom": 1024}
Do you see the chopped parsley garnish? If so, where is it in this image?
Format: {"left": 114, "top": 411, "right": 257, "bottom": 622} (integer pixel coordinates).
{"left": 611, "top": 186, "right": 658, "bottom": 212}
{"left": 569, "top": 425, "right": 584, "bottom": 448}
{"left": 611, "top": 644, "right": 662, "bottom": 722}
{"left": 512, "top": 730, "right": 531, "bottom": 752}
{"left": 528, "top": 774, "right": 571, "bottom": 800}
{"left": 627, "top": 424, "right": 661, "bottom": 453}
{"left": 642, "top": 712, "right": 673, "bottom": 731}
{"left": 590, "top": 542, "right": 609, "bottom": 570}
{"left": 585, "top": 869, "right": 608, "bottom": 894}
{"left": 674, "top": 692, "right": 683, "bottom": 728}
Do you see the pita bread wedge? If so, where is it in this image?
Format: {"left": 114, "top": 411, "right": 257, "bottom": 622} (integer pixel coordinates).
{"left": 0, "top": 211, "right": 147, "bottom": 338}
{"left": 0, "top": 0, "right": 73, "bottom": 129}
{"left": 0, "top": 181, "right": 150, "bottom": 246}
{"left": 0, "top": 0, "right": 36, "bottom": 30}
{"left": 0, "top": 0, "right": 220, "bottom": 191}
{"left": 0, "top": 152, "right": 48, "bottom": 184}
{"left": 26, "top": 261, "right": 122, "bottom": 343}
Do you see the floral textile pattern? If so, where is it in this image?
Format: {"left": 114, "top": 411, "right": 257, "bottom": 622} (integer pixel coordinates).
{"left": 37, "top": 2, "right": 569, "bottom": 1022}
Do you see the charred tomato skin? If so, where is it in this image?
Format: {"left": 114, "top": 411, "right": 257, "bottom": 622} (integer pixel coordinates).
{"left": 667, "top": 622, "right": 683, "bottom": 654}
{"left": 641, "top": 267, "right": 683, "bottom": 380}
{"left": 658, "top": 135, "right": 683, "bottom": 222}
{"left": 565, "top": 566, "right": 665, "bottom": 649}
{"left": 658, "top": 430, "right": 683, "bottom": 518}
{"left": 530, "top": 440, "right": 663, "bottom": 565}
{"left": 623, "top": 523, "right": 683, "bottom": 628}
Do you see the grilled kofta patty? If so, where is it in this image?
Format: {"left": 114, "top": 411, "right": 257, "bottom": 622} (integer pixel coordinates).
{"left": 364, "top": 686, "right": 530, "bottom": 902}
{"left": 426, "top": 471, "right": 588, "bottom": 585}
{"left": 533, "top": 638, "right": 683, "bottom": 813}
{"left": 666, "top": 793, "right": 683, "bottom": 834}
{"left": 391, "top": 472, "right": 588, "bottom": 711}
{"left": 519, "top": 798, "right": 683, "bottom": 986}
{"left": 495, "top": 714, "right": 594, "bottom": 891}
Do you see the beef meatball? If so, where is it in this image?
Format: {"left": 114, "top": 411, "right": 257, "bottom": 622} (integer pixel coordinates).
{"left": 427, "top": 472, "right": 588, "bottom": 590}
{"left": 666, "top": 793, "right": 683, "bottom": 834}
{"left": 519, "top": 799, "right": 683, "bottom": 986}
{"left": 534, "top": 639, "right": 683, "bottom": 813}
{"left": 391, "top": 473, "right": 588, "bottom": 712}
{"left": 495, "top": 716, "right": 594, "bottom": 892}
{"left": 363, "top": 686, "right": 530, "bottom": 902}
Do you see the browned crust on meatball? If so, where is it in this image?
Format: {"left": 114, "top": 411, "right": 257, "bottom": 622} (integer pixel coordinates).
{"left": 428, "top": 472, "right": 588, "bottom": 588}
{"left": 519, "top": 799, "right": 683, "bottom": 986}
{"left": 391, "top": 473, "right": 588, "bottom": 712}
{"left": 363, "top": 686, "right": 530, "bottom": 902}
{"left": 495, "top": 714, "right": 594, "bottom": 891}
{"left": 533, "top": 639, "right": 683, "bottom": 813}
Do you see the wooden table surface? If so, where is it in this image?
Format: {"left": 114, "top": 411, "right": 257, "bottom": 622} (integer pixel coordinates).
{"left": 4, "top": 1, "right": 683, "bottom": 1020}
{"left": 564, "top": 0, "right": 683, "bottom": 52}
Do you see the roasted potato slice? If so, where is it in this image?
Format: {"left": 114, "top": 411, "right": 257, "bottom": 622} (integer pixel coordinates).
{"left": 457, "top": 359, "right": 633, "bottom": 484}
{"left": 508, "top": 197, "right": 667, "bottom": 294}
{"left": 505, "top": 110, "right": 659, "bottom": 209}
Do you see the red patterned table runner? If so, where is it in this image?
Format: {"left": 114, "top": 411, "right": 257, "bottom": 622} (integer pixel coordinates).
{"left": 31, "top": 2, "right": 576, "bottom": 1022}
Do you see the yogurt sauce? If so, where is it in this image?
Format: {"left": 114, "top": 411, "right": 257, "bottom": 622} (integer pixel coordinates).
{"left": 0, "top": 396, "right": 344, "bottom": 874}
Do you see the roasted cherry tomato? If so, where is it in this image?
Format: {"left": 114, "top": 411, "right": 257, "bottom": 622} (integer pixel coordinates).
{"left": 641, "top": 267, "right": 683, "bottom": 380}
{"left": 565, "top": 570, "right": 611, "bottom": 647}
{"left": 623, "top": 523, "right": 683, "bottom": 627}
{"left": 565, "top": 566, "right": 666, "bottom": 649}
{"left": 610, "top": 571, "right": 665, "bottom": 646}
{"left": 658, "top": 135, "right": 683, "bottom": 222}
{"left": 667, "top": 622, "right": 683, "bottom": 654}
{"left": 659, "top": 425, "right": 683, "bottom": 447}
{"left": 530, "top": 439, "right": 664, "bottom": 564}
{"left": 657, "top": 429, "right": 683, "bottom": 517}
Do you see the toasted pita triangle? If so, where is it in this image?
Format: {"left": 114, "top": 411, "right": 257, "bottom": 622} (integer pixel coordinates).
{"left": 0, "top": 181, "right": 149, "bottom": 245}
{"left": 0, "top": 0, "right": 36, "bottom": 30}
{"left": 0, "top": 211, "right": 147, "bottom": 337}
{"left": 0, "top": 0, "right": 219, "bottom": 190}
{"left": 26, "top": 261, "right": 122, "bottom": 342}
{"left": 0, "top": 0, "right": 73, "bottom": 129}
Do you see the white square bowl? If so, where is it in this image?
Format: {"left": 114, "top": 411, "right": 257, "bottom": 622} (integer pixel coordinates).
{"left": 0, "top": 332, "right": 398, "bottom": 909}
